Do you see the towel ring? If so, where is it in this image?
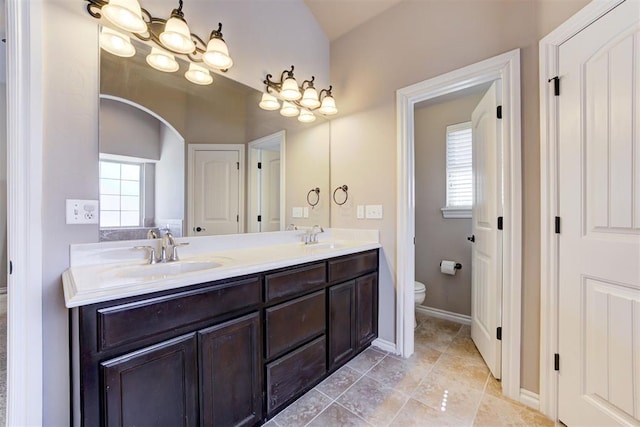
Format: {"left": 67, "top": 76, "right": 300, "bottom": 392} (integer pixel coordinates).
{"left": 332, "top": 185, "right": 349, "bottom": 206}
{"left": 307, "top": 187, "right": 320, "bottom": 208}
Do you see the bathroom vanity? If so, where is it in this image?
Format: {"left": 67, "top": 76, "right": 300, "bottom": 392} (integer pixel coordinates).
{"left": 64, "top": 230, "right": 380, "bottom": 426}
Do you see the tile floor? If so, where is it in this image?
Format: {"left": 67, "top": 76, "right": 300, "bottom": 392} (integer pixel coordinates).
{"left": 264, "top": 313, "right": 554, "bottom": 427}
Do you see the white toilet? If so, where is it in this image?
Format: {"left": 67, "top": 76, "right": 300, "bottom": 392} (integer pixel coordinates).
{"left": 414, "top": 281, "right": 426, "bottom": 328}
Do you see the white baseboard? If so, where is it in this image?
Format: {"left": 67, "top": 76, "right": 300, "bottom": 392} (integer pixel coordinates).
{"left": 519, "top": 388, "right": 540, "bottom": 410}
{"left": 371, "top": 338, "right": 398, "bottom": 355}
{"left": 416, "top": 305, "right": 471, "bottom": 325}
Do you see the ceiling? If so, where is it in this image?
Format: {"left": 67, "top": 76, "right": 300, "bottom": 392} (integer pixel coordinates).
{"left": 303, "top": 0, "right": 404, "bottom": 41}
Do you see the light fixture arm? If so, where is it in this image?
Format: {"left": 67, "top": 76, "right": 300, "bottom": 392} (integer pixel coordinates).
{"left": 301, "top": 76, "right": 316, "bottom": 90}
{"left": 261, "top": 66, "right": 336, "bottom": 114}
{"left": 319, "top": 85, "right": 333, "bottom": 100}
{"left": 170, "top": 0, "right": 185, "bottom": 19}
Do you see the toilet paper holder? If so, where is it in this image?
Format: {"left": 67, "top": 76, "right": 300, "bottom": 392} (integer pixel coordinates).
{"left": 440, "top": 261, "right": 462, "bottom": 270}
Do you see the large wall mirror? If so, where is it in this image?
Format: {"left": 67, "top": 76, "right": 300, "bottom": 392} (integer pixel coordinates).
{"left": 99, "top": 37, "right": 331, "bottom": 241}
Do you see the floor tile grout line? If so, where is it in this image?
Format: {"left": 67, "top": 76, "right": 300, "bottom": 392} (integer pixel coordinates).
{"left": 470, "top": 372, "right": 492, "bottom": 424}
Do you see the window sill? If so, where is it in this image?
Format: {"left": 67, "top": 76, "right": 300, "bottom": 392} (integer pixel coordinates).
{"left": 441, "top": 207, "right": 471, "bottom": 219}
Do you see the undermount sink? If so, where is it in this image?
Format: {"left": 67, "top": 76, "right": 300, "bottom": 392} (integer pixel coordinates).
{"left": 114, "top": 260, "right": 222, "bottom": 279}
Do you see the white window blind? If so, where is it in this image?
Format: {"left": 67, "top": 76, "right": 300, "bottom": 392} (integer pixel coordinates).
{"left": 99, "top": 160, "right": 142, "bottom": 227}
{"left": 445, "top": 121, "right": 472, "bottom": 212}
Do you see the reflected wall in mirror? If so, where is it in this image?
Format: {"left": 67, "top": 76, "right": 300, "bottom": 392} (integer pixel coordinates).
{"left": 99, "top": 37, "right": 330, "bottom": 241}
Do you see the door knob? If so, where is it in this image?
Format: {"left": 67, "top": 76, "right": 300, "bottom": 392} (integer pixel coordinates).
{"left": 467, "top": 235, "right": 475, "bottom": 242}
{"left": 194, "top": 226, "right": 206, "bottom": 232}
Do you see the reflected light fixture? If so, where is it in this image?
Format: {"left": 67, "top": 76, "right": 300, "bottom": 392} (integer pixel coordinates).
{"left": 185, "top": 63, "right": 213, "bottom": 85}
{"left": 99, "top": 26, "right": 136, "bottom": 57}
{"left": 259, "top": 65, "right": 338, "bottom": 122}
{"left": 146, "top": 47, "right": 179, "bottom": 72}
{"left": 280, "top": 101, "right": 299, "bottom": 118}
{"left": 86, "top": 0, "right": 234, "bottom": 84}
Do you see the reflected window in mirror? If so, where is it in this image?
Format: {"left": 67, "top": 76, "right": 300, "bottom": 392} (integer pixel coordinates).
{"left": 99, "top": 159, "right": 145, "bottom": 228}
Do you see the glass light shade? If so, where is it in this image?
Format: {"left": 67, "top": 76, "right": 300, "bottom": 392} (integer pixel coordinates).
{"left": 319, "top": 95, "right": 338, "bottom": 115}
{"left": 185, "top": 63, "right": 213, "bottom": 85}
{"left": 259, "top": 92, "right": 280, "bottom": 111}
{"left": 300, "top": 87, "right": 321, "bottom": 109}
{"left": 298, "top": 108, "right": 316, "bottom": 123}
{"left": 159, "top": 16, "right": 195, "bottom": 54}
{"left": 203, "top": 37, "right": 233, "bottom": 70}
{"left": 146, "top": 47, "right": 179, "bottom": 72}
{"left": 280, "top": 77, "right": 301, "bottom": 101}
{"left": 99, "top": 27, "right": 136, "bottom": 57}
{"left": 102, "top": 0, "right": 147, "bottom": 33}
{"left": 280, "top": 101, "right": 299, "bottom": 117}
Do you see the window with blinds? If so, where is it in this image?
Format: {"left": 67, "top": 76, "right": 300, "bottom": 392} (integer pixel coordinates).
{"left": 443, "top": 121, "right": 472, "bottom": 218}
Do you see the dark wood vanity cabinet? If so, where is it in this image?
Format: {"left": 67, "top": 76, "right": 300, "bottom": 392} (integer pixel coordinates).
{"left": 74, "top": 249, "right": 378, "bottom": 426}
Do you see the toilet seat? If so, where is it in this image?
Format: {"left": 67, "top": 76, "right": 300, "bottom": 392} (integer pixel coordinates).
{"left": 414, "top": 281, "right": 426, "bottom": 292}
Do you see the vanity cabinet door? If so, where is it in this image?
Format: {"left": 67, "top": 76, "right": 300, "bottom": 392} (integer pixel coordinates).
{"left": 101, "top": 333, "right": 198, "bottom": 427}
{"left": 356, "top": 273, "right": 378, "bottom": 350}
{"left": 328, "top": 281, "right": 356, "bottom": 371}
{"left": 199, "top": 312, "right": 262, "bottom": 427}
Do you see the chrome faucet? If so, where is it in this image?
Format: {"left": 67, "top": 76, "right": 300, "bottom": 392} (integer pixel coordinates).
{"left": 303, "top": 225, "right": 324, "bottom": 245}
{"left": 160, "top": 229, "right": 176, "bottom": 262}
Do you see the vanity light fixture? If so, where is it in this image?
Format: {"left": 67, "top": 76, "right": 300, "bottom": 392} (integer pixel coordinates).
{"left": 87, "top": 0, "right": 234, "bottom": 83}
{"left": 260, "top": 65, "right": 338, "bottom": 122}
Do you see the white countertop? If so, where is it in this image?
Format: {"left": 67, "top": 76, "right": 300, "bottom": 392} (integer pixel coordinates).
{"left": 63, "top": 229, "right": 380, "bottom": 308}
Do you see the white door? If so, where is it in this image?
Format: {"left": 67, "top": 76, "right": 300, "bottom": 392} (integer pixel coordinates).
{"left": 192, "top": 148, "right": 241, "bottom": 236}
{"left": 260, "top": 150, "right": 281, "bottom": 232}
{"left": 557, "top": 1, "right": 640, "bottom": 425}
{"left": 470, "top": 80, "right": 503, "bottom": 379}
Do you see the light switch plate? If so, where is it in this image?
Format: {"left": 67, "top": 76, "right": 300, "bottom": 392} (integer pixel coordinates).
{"left": 66, "top": 199, "right": 99, "bottom": 224}
{"left": 356, "top": 205, "right": 365, "bottom": 219}
{"left": 292, "top": 207, "right": 303, "bottom": 218}
{"left": 365, "top": 204, "right": 383, "bottom": 219}
{"left": 303, "top": 207, "right": 309, "bottom": 218}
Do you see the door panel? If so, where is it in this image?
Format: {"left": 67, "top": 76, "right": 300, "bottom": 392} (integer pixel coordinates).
{"left": 558, "top": 1, "right": 640, "bottom": 424}
{"left": 261, "top": 150, "right": 281, "bottom": 232}
{"left": 470, "top": 80, "right": 503, "bottom": 379}
{"left": 193, "top": 149, "right": 240, "bottom": 235}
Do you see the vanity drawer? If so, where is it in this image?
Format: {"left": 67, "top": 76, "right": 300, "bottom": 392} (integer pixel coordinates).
{"left": 265, "top": 336, "right": 326, "bottom": 415}
{"left": 328, "top": 250, "right": 378, "bottom": 283}
{"left": 97, "top": 277, "right": 261, "bottom": 352}
{"left": 265, "top": 290, "right": 325, "bottom": 359}
{"left": 264, "top": 262, "right": 326, "bottom": 301}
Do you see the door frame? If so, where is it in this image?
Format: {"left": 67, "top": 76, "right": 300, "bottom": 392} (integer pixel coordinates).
{"left": 396, "top": 48, "right": 522, "bottom": 400}
{"left": 247, "top": 131, "right": 286, "bottom": 233}
{"left": 538, "top": 0, "right": 625, "bottom": 419}
{"left": 187, "top": 144, "right": 246, "bottom": 236}
{"left": 6, "top": 0, "right": 44, "bottom": 424}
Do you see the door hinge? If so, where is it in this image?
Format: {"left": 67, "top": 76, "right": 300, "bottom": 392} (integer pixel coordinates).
{"left": 413, "top": 237, "right": 415, "bottom": 245}
{"left": 496, "top": 105, "right": 502, "bottom": 119}
{"left": 497, "top": 216, "right": 503, "bottom": 230}
{"left": 236, "top": 162, "right": 240, "bottom": 170}
{"left": 236, "top": 214, "right": 239, "bottom": 222}
{"left": 8, "top": 261, "right": 12, "bottom": 275}
{"left": 257, "top": 162, "right": 262, "bottom": 169}
{"left": 496, "top": 327, "right": 502, "bottom": 340}
{"left": 555, "top": 216, "right": 561, "bottom": 234}
{"left": 554, "top": 353, "right": 560, "bottom": 371}
{"left": 257, "top": 215, "right": 262, "bottom": 222}
{"left": 548, "top": 76, "right": 560, "bottom": 96}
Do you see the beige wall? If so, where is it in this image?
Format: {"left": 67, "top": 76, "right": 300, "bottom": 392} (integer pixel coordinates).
{"left": 285, "top": 122, "right": 331, "bottom": 229}
{"left": 415, "top": 93, "right": 484, "bottom": 315}
{"left": 329, "top": 0, "right": 590, "bottom": 394}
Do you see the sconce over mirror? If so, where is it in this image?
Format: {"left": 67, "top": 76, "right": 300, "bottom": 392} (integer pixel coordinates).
{"left": 98, "top": 35, "right": 331, "bottom": 241}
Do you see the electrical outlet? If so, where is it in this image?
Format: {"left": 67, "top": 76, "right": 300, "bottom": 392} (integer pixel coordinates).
{"left": 365, "top": 204, "right": 383, "bottom": 219}
{"left": 66, "top": 199, "right": 99, "bottom": 224}
{"left": 357, "top": 205, "right": 365, "bottom": 219}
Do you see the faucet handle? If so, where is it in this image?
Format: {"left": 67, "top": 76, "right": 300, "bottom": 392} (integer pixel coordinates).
{"left": 133, "top": 245, "right": 159, "bottom": 264}
{"left": 170, "top": 242, "right": 190, "bottom": 262}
